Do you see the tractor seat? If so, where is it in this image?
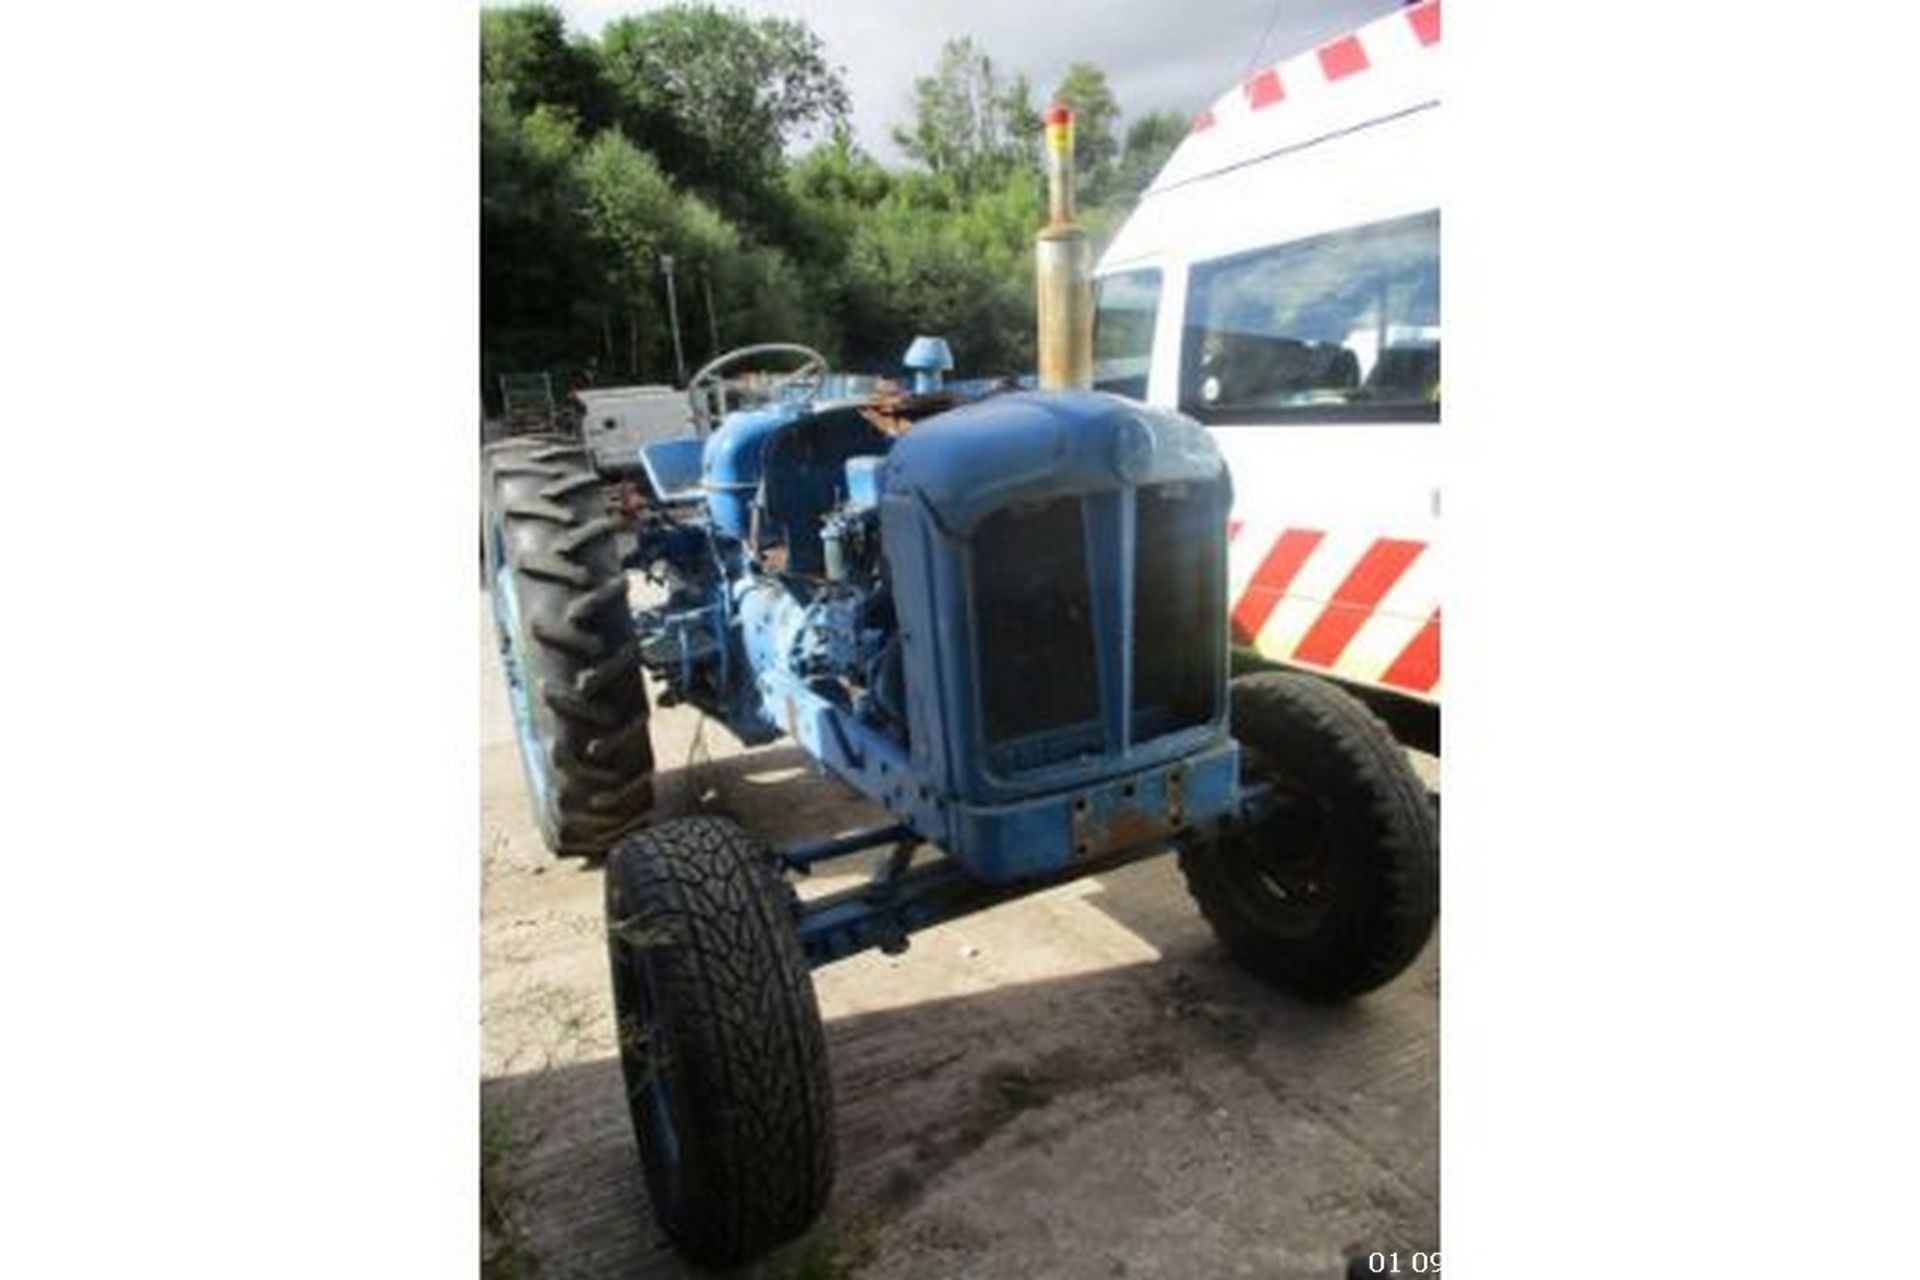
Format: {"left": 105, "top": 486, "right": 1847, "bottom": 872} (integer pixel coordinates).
{"left": 638, "top": 436, "right": 708, "bottom": 505}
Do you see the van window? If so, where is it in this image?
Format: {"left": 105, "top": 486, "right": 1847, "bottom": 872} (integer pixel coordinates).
{"left": 1181, "top": 211, "right": 1439, "bottom": 423}
{"left": 1093, "top": 268, "right": 1162, "bottom": 399}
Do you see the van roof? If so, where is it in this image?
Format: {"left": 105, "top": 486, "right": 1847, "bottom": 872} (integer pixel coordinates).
{"left": 1146, "top": 0, "right": 1440, "bottom": 196}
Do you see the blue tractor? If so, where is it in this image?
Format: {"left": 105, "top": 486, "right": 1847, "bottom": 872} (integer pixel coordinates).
{"left": 481, "top": 337, "right": 1438, "bottom": 1267}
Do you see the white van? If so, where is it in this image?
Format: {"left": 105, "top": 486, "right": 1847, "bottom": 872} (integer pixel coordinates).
{"left": 1094, "top": 0, "right": 1441, "bottom": 751}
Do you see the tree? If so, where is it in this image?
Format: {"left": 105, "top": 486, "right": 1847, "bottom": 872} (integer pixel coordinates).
{"left": 571, "top": 128, "right": 824, "bottom": 377}
{"left": 787, "top": 128, "right": 892, "bottom": 211}
{"left": 892, "top": 38, "right": 1036, "bottom": 193}
{"left": 478, "top": 8, "right": 1176, "bottom": 398}
{"left": 780, "top": 131, "right": 893, "bottom": 296}
{"left": 1001, "top": 72, "right": 1044, "bottom": 168}
{"left": 1111, "top": 109, "right": 1190, "bottom": 204}
{"left": 481, "top": 84, "right": 602, "bottom": 401}
{"left": 481, "top": 4, "right": 611, "bottom": 132}
{"left": 597, "top": 4, "right": 849, "bottom": 223}
{"left": 1051, "top": 62, "right": 1120, "bottom": 196}
{"left": 573, "top": 130, "right": 682, "bottom": 376}
{"left": 836, "top": 157, "right": 1043, "bottom": 373}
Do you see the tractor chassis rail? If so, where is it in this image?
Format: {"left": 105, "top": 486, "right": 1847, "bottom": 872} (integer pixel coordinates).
{"left": 780, "top": 803, "right": 1259, "bottom": 969}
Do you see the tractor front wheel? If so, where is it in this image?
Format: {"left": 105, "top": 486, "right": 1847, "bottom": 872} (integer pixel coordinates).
{"left": 1181, "top": 671, "right": 1438, "bottom": 1002}
{"left": 605, "top": 815, "right": 835, "bottom": 1268}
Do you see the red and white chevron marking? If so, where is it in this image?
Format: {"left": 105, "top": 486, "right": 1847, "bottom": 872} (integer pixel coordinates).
{"left": 1227, "top": 519, "right": 1440, "bottom": 698}
{"left": 1192, "top": 0, "right": 1440, "bottom": 135}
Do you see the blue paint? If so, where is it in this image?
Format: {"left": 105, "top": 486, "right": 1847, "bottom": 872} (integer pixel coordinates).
{"left": 878, "top": 393, "right": 1233, "bottom": 817}
{"left": 641, "top": 390, "right": 1233, "bottom": 884}
{"left": 646, "top": 1078, "right": 681, "bottom": 1173}
{"left": 903, "top": 335, "right": 954, "bottom": 392}
{"left": 489, "top": 528, "right": 554, "bottom": 818}
{"left": 624, "top": 950, "right": 684, "bottom": 1202}
{"left": 778, "top": 822, "right": 916, "bottom": 871}
{"left": 844, "top": 455, "right": 884, "bottom": 509}
{"left": 638, "top": 436, "right": 705, "bottom": 502}
{"left": 758, "top": 409, "right": 893, "bottom": 576}
{"left": 700, "top": 402, "right": 806, "bottom": 540}
{"left": 617, "top": 355, "right": 1246, "bottom": 959}
{"left": 881, "top": 391, "right": 1229, "bottom": 535}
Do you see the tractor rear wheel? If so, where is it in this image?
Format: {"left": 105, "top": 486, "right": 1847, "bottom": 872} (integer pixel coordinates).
{"left": 605, "top": 815, "right": 835, "bottom": 1268}
{"left": 484, "top": 434, "right": 653, "bottom": 856}
{"left": 1180, "top": 671, "right": 1438, "bottom": 1002}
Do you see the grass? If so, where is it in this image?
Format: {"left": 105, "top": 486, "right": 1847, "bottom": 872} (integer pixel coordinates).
{"left": 481, "top": 1103, "right": 537, "bottom": 1280}
{"left": 779, "top": 1216, "right": 880, "bottom": 1280}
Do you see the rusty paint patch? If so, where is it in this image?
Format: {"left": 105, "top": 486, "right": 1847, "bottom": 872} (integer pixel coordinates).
{"left": 1102, "top": 806, "right": 1169, "bottom": 854}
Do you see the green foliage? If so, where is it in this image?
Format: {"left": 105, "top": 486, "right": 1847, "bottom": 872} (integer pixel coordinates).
{"left": 1112, "top": 110, "right": 1191, "bottom": 205}
{"left": 575, "top": 130, "right": 684, "bottom": 287}
{"left": 481, "top": 83, "right": 599, "bottom": 397}
{"left": 480, "top": 1104, "right": 533, "bottom": 1279}
{"left": 891, "top": 38, "right": 1038, "bottom": 195}
{"left": 597, "top": 3, "right": 848, "bottom": 224}
{"left": 773, "top": 131, "right": 888, "bottom": 280}
{"left": 477, "top": 5, "right": 1188, "bottom": 407}
{"left": 481, "top": 4, "right": 612, "bottom": 131}
{"left": 788, "top": 129, "right": 893, "bottom": 210}
{"left": 837, "top": 165, "right": 1044, "bottom": 373}
{"left": 1052, "top": 63, "right": 1120, "bottom": 197}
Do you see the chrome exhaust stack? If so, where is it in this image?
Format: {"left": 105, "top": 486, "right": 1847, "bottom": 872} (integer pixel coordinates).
{"left": 1035, "top": 104, "right": 1093, "bottom": 390}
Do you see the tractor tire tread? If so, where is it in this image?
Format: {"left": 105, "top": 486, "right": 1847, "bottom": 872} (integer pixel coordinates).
{"left": 606, "top": 816, "right": 833, "bottom": 1267}
{"left": 502, "top": 497, "right": 574, "bottom": 524}
{"left": 489, "top": 459, "right": 573, "bottom": 481}
{"left": 529, "top": 615, "right": 607, "bottom": 662}
{"left": 514, "top": 551, "right": 593, "bottom": 588}
{"left": 485, "top": 437, "right": 653, "bottom": 856}
{"left": 539, "top": 472, "right": 605, "bottom": 503}
{"left": 1180, "top": 670, "right": 1437, "bottom": 1001}
{"left": 564, "top": 577, "right": 630, "bottom": 627}
{"left": 550, "top": 514, "right": 621, "bottom": 557}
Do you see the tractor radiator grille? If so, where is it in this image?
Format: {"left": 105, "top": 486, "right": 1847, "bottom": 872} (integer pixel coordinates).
{"left": 974, "top": 494, "right": 1102, "bottom": 772}
{"left": 973, "top": 479, "right": 1224, "bottom": 775}
{"left": 1132, "top": 479, "right": 1225, "bottom": 740}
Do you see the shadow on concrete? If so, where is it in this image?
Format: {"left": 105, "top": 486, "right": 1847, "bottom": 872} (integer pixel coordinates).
{"left": 646, "top": 740, "right": 893, "bottom": 851}
{"left": 487, "top": 705, "right": 1436, "bottom": 1279}
{"left": 483, "top": 868, "right": 1436, "bottom": 1280}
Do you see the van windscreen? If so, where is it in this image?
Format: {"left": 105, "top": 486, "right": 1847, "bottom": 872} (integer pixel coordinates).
{"left": 1093, "top": 268, "right": 1162, "bottom": 400}
{"left": 1181, "top": 211, "right": 1439, "bottom": 424}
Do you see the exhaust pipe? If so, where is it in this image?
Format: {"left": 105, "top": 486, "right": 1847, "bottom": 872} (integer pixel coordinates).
{"left": 1035, "top": 103, "right": 1093, "bottom": 390}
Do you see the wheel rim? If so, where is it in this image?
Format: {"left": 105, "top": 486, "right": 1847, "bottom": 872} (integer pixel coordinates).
{"left": 1227, "top": 756, "right": 1340, "bottom": 939}
{"left": 609, "top": 912, "right": 686, "bottom": 1218}
{"left": 489, "top": 520, "right": 554, "bottom": 816}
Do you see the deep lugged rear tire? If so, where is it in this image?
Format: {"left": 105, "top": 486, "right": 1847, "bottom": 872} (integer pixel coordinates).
{"left": 605, "top": 815, "right": 835, "bottom": 1269}
{"left": 1181, "top": 671, "right": 1438, "bottom": 1002}
{"left": 484, "top": 434, "right": 653, "bottom": 856}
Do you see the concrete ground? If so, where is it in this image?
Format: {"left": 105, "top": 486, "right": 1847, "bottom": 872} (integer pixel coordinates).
{"left": 481, "top": 591, "right": 1438, "bottom": 1279}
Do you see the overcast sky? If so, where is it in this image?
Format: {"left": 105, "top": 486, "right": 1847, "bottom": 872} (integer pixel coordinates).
{"left": 544, "top": 0, "right": 1406, "bottom": 161}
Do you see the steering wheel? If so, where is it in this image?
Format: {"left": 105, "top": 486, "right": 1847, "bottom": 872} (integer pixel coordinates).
{"left": 686, "top": 343, "right": 829, "bottom": 432}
